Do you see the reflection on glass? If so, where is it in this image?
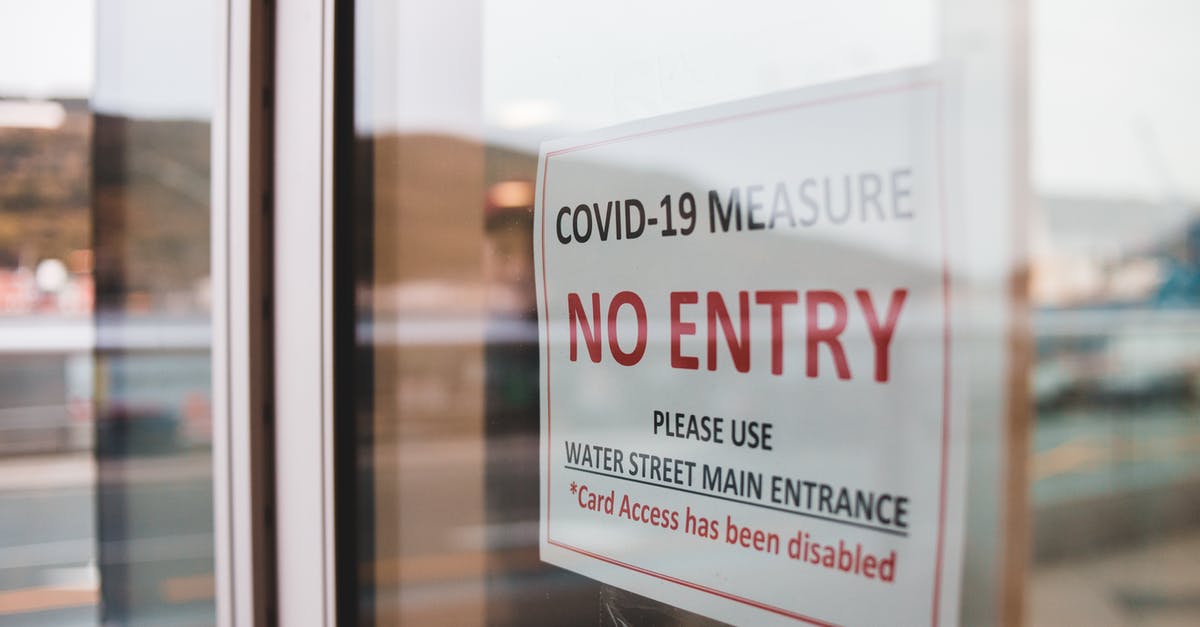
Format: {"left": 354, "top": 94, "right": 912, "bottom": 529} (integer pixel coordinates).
{"left": 0, "top": 1, "right": 215, "bottom": 625}
{"left": 1027, "top": 1, "right": 1200, "bottom": 624}
{"left": 0, "top": 3, "right": 99, "bottom": 624}
{"left": 90, "top": 0, "right": 217, "bottom": 618}
{"left": 353, "top": 1, "right": 938, "bottom": 626}
{"left": 351, "top": 1, "right": 1200, "bottom": 626}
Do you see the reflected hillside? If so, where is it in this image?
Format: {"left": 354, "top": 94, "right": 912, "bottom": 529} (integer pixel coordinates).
{"left": 0, "top": 99, "right": 89, "bottom": 267}
{"left": 0, "top": 99, "right": 91, "bottom": 315}
{"left": 90, "top": 110, "right": 215, "bottom": 624}
{"left": 0, "top": 103, "right": 210, "bottom": 316}
{"left": 93, "top": 113, "right": 209, "bottom": 314}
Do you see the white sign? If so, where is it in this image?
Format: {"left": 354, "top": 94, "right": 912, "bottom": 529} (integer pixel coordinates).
{"left": 535, "top": 68, "right": 963, "bottom": 626}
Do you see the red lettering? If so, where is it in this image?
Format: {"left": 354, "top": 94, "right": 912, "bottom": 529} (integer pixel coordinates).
{"left": 754, "top": 291, "right": 799, "bottom": 375}
{"left": 571, "top": 287, "right": 904, "bottom": 380}
{"left": 706, "top": 291, "right": 750, "bottom": 372}
{"left": 805, "top": 290, "right": 850, "bottom": 379}
{"left": 670, "top": 291, "right": 699, "bottom": 369}
{"left": 567, "top": 292, "right": 602, "bottom": 363}
{"left": 856, "top": 288, "right": 907, "bottom": 382}
{"left": 607, "top": 291, "right": 648, "bottom": 366}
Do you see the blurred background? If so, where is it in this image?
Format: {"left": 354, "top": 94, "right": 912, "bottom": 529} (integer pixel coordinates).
{"left": 0, "top": 0, "right": 1197, "bottom": 625}
{"left": 0, "top": 0, "right": 215, "bottom": 625}
{"left": 352, "top": 1, "right": 1200, "bottom": 625}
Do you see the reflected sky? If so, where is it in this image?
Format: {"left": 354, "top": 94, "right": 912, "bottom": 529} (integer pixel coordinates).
{"left": 0, "top": 0, "right": 213, "bottom": 120}
{"left": 2, "top": 0, "right": 1198, "bottom": 202}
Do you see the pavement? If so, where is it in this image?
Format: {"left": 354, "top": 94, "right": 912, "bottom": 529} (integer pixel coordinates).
{"left": 1030, "top": 531, "right": 1200, "bottom": 627}
{"left": 0, "top": 451, "right": 214, "bottom": 626}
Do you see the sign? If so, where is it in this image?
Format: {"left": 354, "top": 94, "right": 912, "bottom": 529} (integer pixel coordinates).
{"left": 535, "top": 68, "right": 963, "bottom": 626}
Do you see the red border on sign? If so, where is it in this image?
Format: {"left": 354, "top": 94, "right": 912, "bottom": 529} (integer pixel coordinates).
{"left": 540, "top": 80, "right": 950, "bottom": 627}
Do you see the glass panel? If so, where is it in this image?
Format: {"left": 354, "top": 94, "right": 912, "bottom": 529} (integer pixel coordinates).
{"left": 91, "top": 0, "right": 217, "bottom": 622}
{"left": 0, "top": 2, "right": 99, "bottom": 624}
{"left": 347, "top": 1, "right": 944, "bottom": 625}
{"left": 0, "top": 0, "right": 217, "bottom": 624}
{"left": 1027, "top": 1, "right": 1200, "bottom": 624}
{"left": 346, "top": 1, "right": 1200, "bottom": 625}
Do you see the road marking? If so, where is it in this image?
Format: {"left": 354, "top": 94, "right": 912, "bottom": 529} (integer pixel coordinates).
{"left": 0, "top": 584, "right": 97, "bottom": 615}
{"left": 161, "top": 574, "right": 214, "bottom": 603}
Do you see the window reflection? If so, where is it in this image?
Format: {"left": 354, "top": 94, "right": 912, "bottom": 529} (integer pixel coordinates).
{"left": 1027, "top": 1, "right": 1200, "bottom": 623}
{"left": 351, "top": 1, "right": 1200, "bottom": 626}
{"left": 354, "top": 2, "right": 940, "bottom": 625}
{"left": 92, "top": 61, "right": 215, "bottom": 627}
{"left": 0, "top": 0, "right": 216, "bottom": 624}
{"left": 0, "top": 4, "right": 100, "bottom": 624}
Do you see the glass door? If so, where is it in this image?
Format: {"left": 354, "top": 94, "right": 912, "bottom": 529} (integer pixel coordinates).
{"left": 340, "top": 2, "right": 946, "bottom": 625}
{"left": 322, "top": 1, "right": 1200, "bottom": 625}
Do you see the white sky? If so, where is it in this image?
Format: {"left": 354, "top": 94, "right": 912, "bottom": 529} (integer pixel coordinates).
{"left": 0, "top": 0, "right": 213, "bottom": 118}
{"left": 482, "top": 0, "right": 938, "bottom": 132}
{"left": 1032, "top": 0, "right": 1200, "bottom": 203}
{"left": 0, "top": 0, "right": 94, "bottom": 98}
{"left": 0, "top": 0, "right": 1198, "bottom": 202}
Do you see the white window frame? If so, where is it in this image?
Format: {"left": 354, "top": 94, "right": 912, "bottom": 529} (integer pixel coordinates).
{"left": 271, "top": 0, "right": 338, "bottom": 625}
{"left": 211, "top": 0, "right": 276, "bottom": 624}
{"left": 247, "top": 2, "right": 1033, "bottom": 626}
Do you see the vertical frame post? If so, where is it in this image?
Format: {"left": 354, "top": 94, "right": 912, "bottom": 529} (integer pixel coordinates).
{"left": 212, "top": 0, "right": 275, "bottom": 624}
{"left": 940, "top": 0, "right": 1031, "bottom": 625}
{"left": 273, "top": 0, "right": 337, "bottom": 624}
